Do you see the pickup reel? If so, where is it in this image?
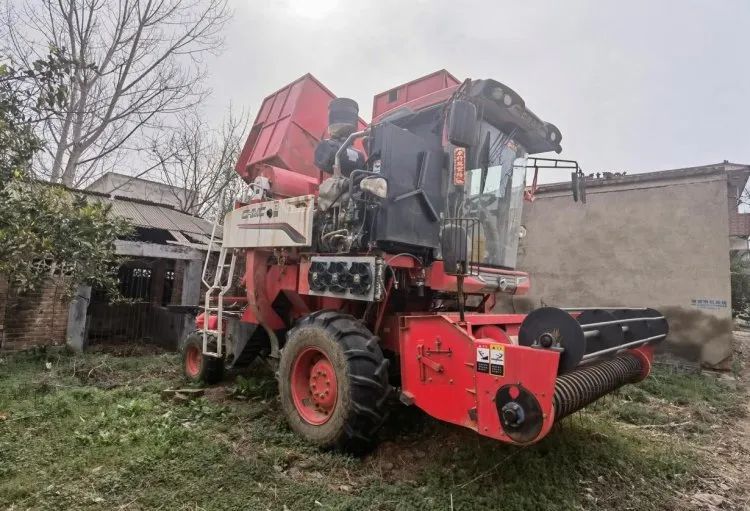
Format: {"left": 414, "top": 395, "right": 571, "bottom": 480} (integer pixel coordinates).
{"left": 518, "top": 306, "right": 668, "bottom": 374}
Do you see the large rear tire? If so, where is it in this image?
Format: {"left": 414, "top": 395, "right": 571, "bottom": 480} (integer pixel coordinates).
{"left": 182, "top": 332, "right": 224, "bottom": 384}
{"left": 279, "top": 311, "right": 391, "bottom": 453}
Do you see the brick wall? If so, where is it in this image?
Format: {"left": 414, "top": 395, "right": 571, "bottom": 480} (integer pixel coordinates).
{"left": 728, "top": 210, "right": 750, "bottom": 237}
{"left": 0, "top": 277, "right": 70, "bottom": 352}
{"left": 727, "top": 174, "right": 750, "bottom": 237}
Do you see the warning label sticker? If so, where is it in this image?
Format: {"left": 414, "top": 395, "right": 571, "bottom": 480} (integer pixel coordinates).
{"left": 476, "top": 346, "right": 490, "bottom": 373}
{"left": 490, "top": 344, "right": 505, "bottom": 376}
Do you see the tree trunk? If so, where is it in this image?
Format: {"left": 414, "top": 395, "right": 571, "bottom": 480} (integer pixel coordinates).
{"left": 50, "top": 118, "right": 72, "bottom": 183}
{"left": 61, "top": 148, "right": 82, "bottom": 187}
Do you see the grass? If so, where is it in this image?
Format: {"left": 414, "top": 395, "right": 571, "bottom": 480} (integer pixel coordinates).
{"left": 603, "top": 365, "right": 747, "bottom": 435}
{"left": 0, "top": 349, "right": 746, "bottom": 511}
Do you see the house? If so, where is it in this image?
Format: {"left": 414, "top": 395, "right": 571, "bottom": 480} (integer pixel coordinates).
{"left": 508, "top": 161, "right": 750, "bottom": 368}
{"left": 0, "top": 176, "right": 220, "bottom": 353}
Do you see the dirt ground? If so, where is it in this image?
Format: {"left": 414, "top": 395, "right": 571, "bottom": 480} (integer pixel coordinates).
{"left": 684, "top": 330, "right": 750, "bottom": 510}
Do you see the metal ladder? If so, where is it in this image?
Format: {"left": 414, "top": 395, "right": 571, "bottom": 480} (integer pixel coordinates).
{"left": 200, "top": 213, "right": 237, "bottom": 358}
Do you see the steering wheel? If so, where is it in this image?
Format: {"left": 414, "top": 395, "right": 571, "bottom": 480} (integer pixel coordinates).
{"left": 465, "top": 192, "right": 497, "bottom": 209}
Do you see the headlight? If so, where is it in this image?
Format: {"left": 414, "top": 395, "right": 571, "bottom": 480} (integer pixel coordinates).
{"left": 360, "top": 177, "right": 388, "bottom": 199}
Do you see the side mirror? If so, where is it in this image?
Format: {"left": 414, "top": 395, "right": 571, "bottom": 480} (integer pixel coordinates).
{"left": 447, "top": 100, "right": 478, "bottom": 148}
{"left": 441, "top": 219, "right": 478, "bottom": 276}
{"left": 442, "top": 223, "right": 469, "bottom": 275}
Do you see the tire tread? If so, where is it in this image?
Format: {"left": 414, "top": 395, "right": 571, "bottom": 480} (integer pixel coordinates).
{"left": 280, "top": 310, "right": 392, "bottom": 453}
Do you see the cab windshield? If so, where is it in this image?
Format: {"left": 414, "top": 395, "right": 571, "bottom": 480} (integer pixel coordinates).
{"left": 462, "top": 123, "right": 527, "bottom": 269}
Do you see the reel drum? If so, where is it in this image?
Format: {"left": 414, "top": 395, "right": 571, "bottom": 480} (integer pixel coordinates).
{"left": 518, "top": 307, "right": 586, "bottom": 374}
{"left": 643, "top": 308, "right": 669, "bottom": 338}
{"left": 610, "top": 309, "right": 649, "bottom": 343}
{"left": 576, "top": 309, "right": 624, "bottom": 354}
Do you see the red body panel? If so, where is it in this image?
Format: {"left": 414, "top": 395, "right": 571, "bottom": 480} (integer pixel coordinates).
{"left": 372, "top": 69, "right": 460, "bottom": 120}
{"left": 241, "top": 251, "right": 305, "bottom": 329}
{"left": 236, "top": 75, "right": 331, "bottom": 181}
{"left": 393, "top": 313, "right": 654, "bottom": 444}
{"left": 249, "top": 164, "right": 320, "bottom": 199}
{"left": 196, "top": 312, "right": 220, "bottom": 331}
{"left": 427, "top": 261, "right": 530, "bottom": 296}
{"left": 236, "top": 74, "right": 367, "bottom": 185}
{"left": 395, "top": 313, "right": 559, "bottom": 443}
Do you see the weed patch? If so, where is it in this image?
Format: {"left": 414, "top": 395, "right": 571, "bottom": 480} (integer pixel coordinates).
{"left": 0, "top": 351, "right": 745, "bottom": 510}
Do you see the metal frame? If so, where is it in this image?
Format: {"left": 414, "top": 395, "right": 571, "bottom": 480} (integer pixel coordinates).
{"left": 521, "top": 157, "right": 587, "bottom": 203}
{"left": 524, "top": 157, "right": 582, "bottom": 173}
{"left": 200, "top": 211, "right": 237, "bottom": 359}
{"left": 581, "top": 334, "right": 665, "bottom": 361}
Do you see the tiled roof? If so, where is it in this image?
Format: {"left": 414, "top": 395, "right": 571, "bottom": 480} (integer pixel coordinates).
{"left": 40, "top": 181, "right": 217, "bottom": 238}
{"left": 87, "top": 195, "right": 214, "bottom": 236}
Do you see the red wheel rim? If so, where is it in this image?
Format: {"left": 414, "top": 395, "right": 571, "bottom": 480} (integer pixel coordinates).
{"left": 185, "top": 344, "right": 201, "bottom": 377}
{"left": 290, "top": 346, "right": 338, "bottom": 425}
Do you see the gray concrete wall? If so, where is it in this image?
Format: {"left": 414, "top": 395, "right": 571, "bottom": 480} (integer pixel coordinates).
{"left": 506, "top": 172, "right": 733, "bottom": 367}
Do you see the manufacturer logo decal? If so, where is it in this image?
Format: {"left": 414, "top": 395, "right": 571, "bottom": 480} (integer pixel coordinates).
{"left": 240, "top": 204, "right": 279, "bottom": 219}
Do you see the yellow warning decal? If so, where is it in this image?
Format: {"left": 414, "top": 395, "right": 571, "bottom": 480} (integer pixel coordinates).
{"left": 489, "top": 344, "right": 505, "bottom": 376}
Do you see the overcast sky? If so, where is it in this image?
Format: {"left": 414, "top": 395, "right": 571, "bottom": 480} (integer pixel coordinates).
{"left": 203, "top": 0, "right": 750, "bottom": 179}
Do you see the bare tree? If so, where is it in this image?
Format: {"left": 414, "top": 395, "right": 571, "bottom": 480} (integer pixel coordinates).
{"left": 149, "top": 106, "right": 249, "bottom": 218}
{"left": 738, "top": 186, "right": 750, "bottom": 210}
{"left": 2, "top": 0, "right": 230, "bottom": 187}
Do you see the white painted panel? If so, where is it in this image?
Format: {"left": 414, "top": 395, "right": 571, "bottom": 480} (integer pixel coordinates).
{"left": 222, "top": 195, "right": 314, "bottom": 248}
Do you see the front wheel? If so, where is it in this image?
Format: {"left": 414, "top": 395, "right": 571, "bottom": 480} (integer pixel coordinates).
{"left": 279, "top": 311, "right": 392, "bottom": 453}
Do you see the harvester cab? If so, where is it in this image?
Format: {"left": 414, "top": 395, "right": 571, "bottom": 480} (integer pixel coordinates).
{"left": 181, "top": 70, "right": 667, "bottom": 453}
{"left": 310, "top": 77, "right": 583, "bottom": 276}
